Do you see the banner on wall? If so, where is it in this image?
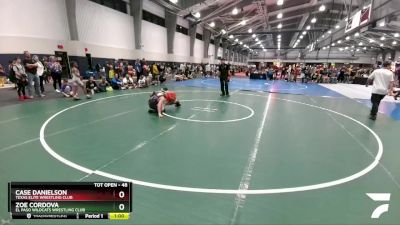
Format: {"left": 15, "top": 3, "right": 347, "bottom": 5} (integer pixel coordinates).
{"left": 360, "top": 4, "right": 372, "bottom": 25}
{"left": 345, "top": 4, "right": 371, "bottom": 33}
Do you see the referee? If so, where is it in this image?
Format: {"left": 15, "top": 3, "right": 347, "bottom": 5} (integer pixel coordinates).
{"left": 218, "top": 58, "right": 230, "bottom": 96}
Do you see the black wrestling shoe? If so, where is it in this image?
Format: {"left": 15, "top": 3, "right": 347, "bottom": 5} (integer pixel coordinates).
{"left": 369, "top": 115, "right": 376, "bottom": 121}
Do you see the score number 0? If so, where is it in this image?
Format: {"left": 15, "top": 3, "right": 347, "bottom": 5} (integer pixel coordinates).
{"left": 118, "top": 191, "right": 126, "bottom": 211}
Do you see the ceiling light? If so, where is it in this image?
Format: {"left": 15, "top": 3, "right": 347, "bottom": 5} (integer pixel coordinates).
{"left": 169, "top": 0, "right": 178, "bottom": 3}
{"left": 277, "top": 34, "right": 281, "bottom": 38}
{"left": 255, "top": 38, "right": 259, "bottom": 41}
{"left": 240, "top": 41, "right": 243, "bottom": 45}
{"left": 326, "top": 46, "right": 330, "bottom": 49}
{"left": 319, "top": 5, "right": 326, "bottom": 11}
{"left": 322, "top": 47, "right": 326, "bottom": 50}
{"left": 209, "top": 22, "right": 215, "bottom": 27}
{"left": 379, "top": 21, "right": 385, "bottom": 27}
{"left": 337, "top": 40, "right": 342, "bottom": 44}
{"left": 331, "top": 43, "right": 335, "bottom": 46}
{"left": 335, "top": 25, "right": 340, "bottom": 29}
{"left": 356, "top": 49, "right": 360, "bottom": 51}
{"left": 263, "top": 49, "right": 267, "bottom": 52}
{"left": 232, "top": 7, "right": 238, "bottom": 15}
{"left": 299, "top": 35, "right": 303, "bottom": 39}
{"left": 240, "top": 20, "right": 246, "bottom": 26}
{"left": 354, "top": 32, "right": 359, "bottom": 37}
{"left": 277, "top": 0, "right": 283, "bottom": 6}
{"left": 346, "top": 36, "right": 350, "bottom": 40}
{"left": 345, "top": 47, "right": 349, "bottom": 49}
{"left": 229, "top": 35, "right": 234, "bottom": 39}
{"left": 394, "top": 33, "right": 400, "bottom": 37}
{"left": 311, "top": 18, "right": 317, "bottom": 23}
{"left": 257, "top": 41, "right": 261, "bottom": 44}
{"left": 359, "top": 42, "right": 363, "bottom": 46}
{"left": 351, "top": 45, "right": 355, "bottom": 48}
{"left": 221, "top": 29, "right": 226, "bottom": 34}
{"left": 277, "top": 23, "right": 282, "bottom": 29}
{"left": 235, "top": 38, "right": 239, "bottom": 42}
{"left": 277, "top": 13, "right": 283, "bottom": 19}
{"left": 380, "top": 43, "right": 384, "bottom": 47}
{"left": 328, "top": 30, "right": 332, "bottom": 34}
{"left": 302, "top": 31, "right": 307, "bottom": 35}
{"left": 252, "top": 34, "right": 256, "bottom": 38}
{"left": 393, "top": 41, "right": 397, "bottom": 45}
{"left": 369, "top": 39, "right": 374, "bottom": 43}
{"left": 380, "top": 36, "right": 385, "bottom": 41}
{"left": 306, "top": 25, "right": 311, "bottom": 30}
{"left": 322, "top": 35, "right": 325, "bottom": 38}
{"left": 193, "top": 12, "right": 201, "bottom": 18}
{"left": 248, "top": 28, "right": 252, "bottom": 33}
{"left": 363, "top": 47, "right": 367, "bottom": 50}
{"left": 339, "top": 48, "right": 343, "bottom": 51}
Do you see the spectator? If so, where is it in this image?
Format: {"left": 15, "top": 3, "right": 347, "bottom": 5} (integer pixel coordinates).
{"left": 0, "top": 64, "right": 5, "bottom": 87}
{"left": 122, "top": 74, "right": 136, "bottom": 89}
{"left": 111, "top": 74, "right": 124, "bottom": 90}
{"left": 61, "top": 79, "right": 73, "bottom": 98}
{"left": 134, "top": 60, "right": 142, "bottom": 80}
{"left": 8, "top": 59, "right": 17, "bottom": 88}
{"left": 151, "top": 63, "right": 159, "bottom": 85}
{"left": 70, "top": 62, "right": 90, "bottom": 100}
{"left": 23, "top": 51, "right": 41, "bottom": 98}
{"left": 367, "top": 61, "right": 395, "bottom": 120}
{"left": 13, "top": 58, "right": 28, "bottom": 101}
{"left": 86, "top": 76, "right": 99, "bottom": 96}
{"left": 138, "top": 75, "right": 147, "bottom": 88}
{"left": 32, "top": 55, "right": 45, "bottom": 95}
{"left": 98, "top": 76, "right": 110, "bottom": 92}
{"left": 49, "top": 56, "right": 63, "bottom": 92}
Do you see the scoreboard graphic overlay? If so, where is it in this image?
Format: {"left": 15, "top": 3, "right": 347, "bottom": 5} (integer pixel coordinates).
{"left": 8, "top": 182, "right": 132, "bottom": 220}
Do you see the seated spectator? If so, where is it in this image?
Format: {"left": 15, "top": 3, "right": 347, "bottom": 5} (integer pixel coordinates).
{"left": 174, "top": 73, "right": 185, "bottom": 81}
{"left": 111, "top": 74, "right": 124, "bottom": 90}
{"left": 138, "top": 75, "right": 147, "bottom": 88}
{"left": 98, "top": 76, "right": 110, "bottom": 92}
{"left": 159, "top": 72, "right": 166, "bottom": 84}
{"left": 86, "top": 76, "right": 99, "bottom": 96}
{"left": 122, "top": 74, "right": 136, "bottom": 89}
{"left": 61, "top": 79, "right": 73, "bottom": 98}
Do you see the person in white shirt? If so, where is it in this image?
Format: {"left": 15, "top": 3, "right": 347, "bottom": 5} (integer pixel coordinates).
{"left": 32, "top": 55, "right": 45, "bottom": 97}
{"left": 367, "top": 61, "right": 395, "bottom": 120}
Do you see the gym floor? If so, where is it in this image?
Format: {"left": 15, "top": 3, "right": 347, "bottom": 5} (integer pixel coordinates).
{"left": 0, "top": 78, "right": 399, "bottom": 225}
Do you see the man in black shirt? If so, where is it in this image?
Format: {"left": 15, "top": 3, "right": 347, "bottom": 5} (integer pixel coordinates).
{"left": 218, "top": 58, "right": 230, "bottom": 96}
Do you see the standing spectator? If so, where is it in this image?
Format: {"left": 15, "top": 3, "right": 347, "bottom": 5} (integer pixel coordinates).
{"left": 49, "top": 56, "right": 63, "bottom": 92}
{"left": 23, "top": 51, "right": 40, "bottom": 99}
{"left": 33, "top": 55, "right": 45, "bottom": 95}
{"left": 367, "top": 61, "right": 395, "bottom": 120}
{"left": 135, "top": 60, "right": 142, "bottom": 80}
{"left": 395, "top": 63, "right": 400, "bottom": 85}
{"left": 13, "top": 58, "right": 28, "bottom": 101}
{"left": 107, "top": 61, "right": 115, "bottom": 82}
{"left": 71, "top": 62, "right": 90, "bottom": 100}
{"left": 218, "top": 58, "right": 230, "bottom": 96}
{"left": 0, "top": 64, "right": 5, "bottom": 87}
{"left": 151, "top": 63, "right": 159, "bottom": 85}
